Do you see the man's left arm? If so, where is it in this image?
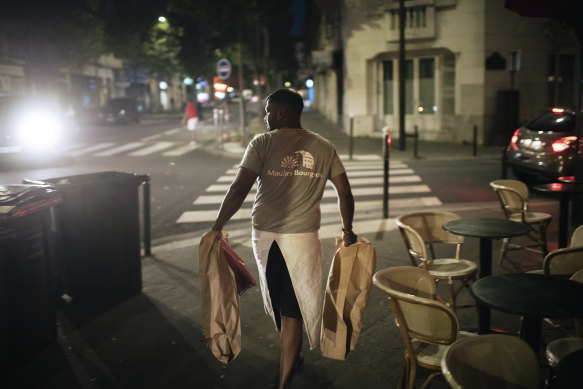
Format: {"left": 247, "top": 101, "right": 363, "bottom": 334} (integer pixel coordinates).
{"left": 330, "top": 172, "right": 357, "bottom": 246}
{"left": 212, "top": 167, "right": 258, "bottom": 232}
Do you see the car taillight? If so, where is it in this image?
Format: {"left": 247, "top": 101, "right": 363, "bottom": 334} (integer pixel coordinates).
{"left": 551, "top": 136, "right": 577, "bottom": 153}
{"left": 551, "top": 107, "right": 565, "bottom": 114}
{"left": 510, "top": 129, "right": 520, "bottom": 150}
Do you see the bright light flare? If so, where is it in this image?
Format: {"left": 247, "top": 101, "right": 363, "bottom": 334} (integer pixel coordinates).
{"left": 551, "top": 108, "right": 565, "bottom": 114}
{"left": 15, "top": 108, "right": 63, "bottom": 152}
{"left": 551, "top": 136, "right": 577, "bottom": 153}
{"left": 510, "top": 129, "right": 520, "bottom": 150}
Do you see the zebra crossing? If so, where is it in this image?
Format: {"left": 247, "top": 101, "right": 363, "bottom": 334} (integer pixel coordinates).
{"left": 57, "top": 128, "right": 201, "bottom": 158}
{"left": 175, "top": 155, "right": 442, "bottom": 224}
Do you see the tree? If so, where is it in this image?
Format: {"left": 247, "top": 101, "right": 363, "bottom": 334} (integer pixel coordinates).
{"left": 1, "top": 0, "right": 108, "bottom": 96}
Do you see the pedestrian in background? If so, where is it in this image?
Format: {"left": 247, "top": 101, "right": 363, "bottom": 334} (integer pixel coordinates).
{"left": 181, "top": 95, "right": 198, "bottom": 145}
{"left": 211, "top": 88, "right": 357, "bottom": 388}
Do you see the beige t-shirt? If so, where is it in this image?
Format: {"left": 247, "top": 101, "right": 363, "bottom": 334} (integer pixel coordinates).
{"left": 240, "top": 128, "right": 345, "bottom": 233}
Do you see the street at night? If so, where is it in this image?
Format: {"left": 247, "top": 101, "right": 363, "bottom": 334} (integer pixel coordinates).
{"left": 3, "top": 0, "right": 583, "bottom": 388}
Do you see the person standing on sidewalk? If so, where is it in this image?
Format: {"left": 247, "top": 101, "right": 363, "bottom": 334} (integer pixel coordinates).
{"left": 211, "top": 88, "right": 357, "bottom": 388}
{"left": 181, "top": 95, "right": 198, "bottom": 145}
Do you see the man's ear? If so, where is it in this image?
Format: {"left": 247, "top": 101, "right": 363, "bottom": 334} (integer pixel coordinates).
{"left": 277, "top": 106, "right": 287, "bottom": 120}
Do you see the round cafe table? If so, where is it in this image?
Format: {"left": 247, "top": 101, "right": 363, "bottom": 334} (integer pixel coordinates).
{"left": 470, "top": 273, "right": 583, "bottom": 353}
{"left": 442, "top": 218, "right": 530, "bottom": 278}
{"left": 533, "top": 182, "right": 583, "bottom": 248}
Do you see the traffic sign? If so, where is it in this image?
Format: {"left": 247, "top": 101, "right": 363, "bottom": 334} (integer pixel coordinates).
{"left": 217, "top": 58, "right": 231, "bottom": 80}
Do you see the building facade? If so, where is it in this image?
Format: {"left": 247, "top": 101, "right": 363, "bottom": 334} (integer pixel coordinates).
{"left": 312, "top": 0, "right": 580, "bottom": 145}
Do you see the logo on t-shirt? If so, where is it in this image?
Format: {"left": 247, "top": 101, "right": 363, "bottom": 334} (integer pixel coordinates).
{"left": 281, "top": 150, "right": 314, "bottom": 170}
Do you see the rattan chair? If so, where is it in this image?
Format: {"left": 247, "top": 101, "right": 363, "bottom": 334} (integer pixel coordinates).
{"left": 545, "top": 269, "right": 583, "bottom": 385}
{"left": 542, "top": 245, "right": 583, "bottom": 278}
{"left": 396, "top": 212, "right": 478, "bottom": 310}
{"left": 441, "top": 334, "right": 540, "bottom": 389}
{"left": 373, "top": 266, "right": 476, "bottom": 389}
{"left": 570, "top": 225, "right": 583, "bottom": 247}
{"left": 489, "top": 179, "right": 552, "bottom": 265}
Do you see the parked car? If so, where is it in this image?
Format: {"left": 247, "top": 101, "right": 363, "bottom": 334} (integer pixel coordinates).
{"left": 0, "top": 95, "right": 74, "bottom": 160}
{"left": 505, "top": 107, "right": 579, "bottom": 183}
{"left": 99, "top": 97, "right": 141, "bottom": 124}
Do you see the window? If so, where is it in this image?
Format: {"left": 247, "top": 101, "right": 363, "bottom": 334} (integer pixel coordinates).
{"left": 418, "top": 58, "right": 435, "bottom": 114}
{"left": 405, "top": 59, "right": 413, "bottom": 114}
{"left": 383, "top": 61, "right": 393, "bottom": 114}
{"left": 382, "top": 57, "right": 437, "bottom": 116}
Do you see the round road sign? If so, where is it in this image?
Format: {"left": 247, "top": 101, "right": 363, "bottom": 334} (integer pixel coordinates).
{"left": 217, "top": 58, "right": 231, "bottom": 80}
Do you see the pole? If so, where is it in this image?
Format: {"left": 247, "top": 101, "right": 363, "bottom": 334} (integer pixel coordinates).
{"left": 237, "top": 27, "right": 246, "bottom": 147}
{"left": 413, "top": 125, "right": 418, "bottom": 158}
{"left": 398, "top": 0, "right": 406, "bottom": 151}
{"left": 349, "top": 115, "right": 354, "bottom": 160}
{"left": 473, "top": 125, "right": 478, "bottom": 156}
{"left": 383, "top": 127, "right": 391, "bottom": 219}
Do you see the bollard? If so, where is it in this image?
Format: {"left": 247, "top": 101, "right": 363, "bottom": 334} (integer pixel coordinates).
{"left": 413, "top": 125, "right": 418, "bottom": 158}
{"left": 383, "top": 127, "right": 391, "bottom": 219}
{"left": 501, "top": 148, "right": 508, "bottom": 179}
{"left": 142, "top": 178, "right": 151, "bottom": 256}
{"left": 349, "top": 115, "right": 354, "bottom": 160}
{"left": 473, "top": 125, "right": 478, "bottom": 156}
{"left": 405, "top": 127, "right": 419, "bottom": 158}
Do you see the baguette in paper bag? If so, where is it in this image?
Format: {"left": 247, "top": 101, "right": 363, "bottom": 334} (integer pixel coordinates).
{"left": 320, "top": 237, "right": 376, "bottom": 360}
{"left": 199, "top": 231, "right": 241, "bottom": 364}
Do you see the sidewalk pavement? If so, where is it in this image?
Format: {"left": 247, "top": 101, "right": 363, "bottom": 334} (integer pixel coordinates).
{"left": 8, "top": 109, "right": 572, "bottom": 389}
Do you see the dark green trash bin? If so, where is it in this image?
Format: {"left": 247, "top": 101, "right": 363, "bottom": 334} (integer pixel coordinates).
{"left": 34, "top": 171, "right": 150, "bottom": 309}
{"left": 0, "top": 185, "right": 62, "bottom": 367}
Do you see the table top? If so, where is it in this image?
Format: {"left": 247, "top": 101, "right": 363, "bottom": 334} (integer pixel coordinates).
{"left": 533, "top": 182, "right": 583, "bottom": 194}
{"left": 470, "top": 273, "right": 583, "bottom": 318}
{"left": 443, "top": 218, "right": 530, "bottom": 240}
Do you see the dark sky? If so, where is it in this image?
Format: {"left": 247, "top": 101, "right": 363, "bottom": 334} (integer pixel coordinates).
{"left": 290, "top": 0, "right": 306, "bottom": 38}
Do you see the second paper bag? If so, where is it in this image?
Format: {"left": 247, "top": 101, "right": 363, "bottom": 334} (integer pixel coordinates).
{"left": 320, "top": 237, "right": 376, "bottom": 360}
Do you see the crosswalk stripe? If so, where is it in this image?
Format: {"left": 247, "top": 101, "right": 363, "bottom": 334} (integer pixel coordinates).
{"left": 58, "top": 143, "right": 85, "bottom": 152}
{"left": 177, "top": 208, "right": 249, "bottom": 223}
{"left": 162, "top": 143, "right": 199, "bottom": 156}
{"left": 178, "top": 195, "right": 442, "bottom": 224}
{"left": 165, "top": 128, "right": 182, "bottom": 135}
{"left": 338, "top": 154, "right": 381, "bottom": 161}
{"left": 348, "top": 168, "right": 414, "bottom": 177}
{"left": 67, "top": 142, "right": 116, "bottom": 157}
{"left": 129, "top": 141, "right": 175, "bottom": 156}
{"left": 94, "top": 142, "right": 145, "bottom": 157}
{"left": 203, "top": 183, "right": 429, "bottom": 196}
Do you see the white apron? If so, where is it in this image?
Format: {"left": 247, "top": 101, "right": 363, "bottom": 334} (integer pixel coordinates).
{"left": 252, "top": 228, "right": 323, "bottom": 349}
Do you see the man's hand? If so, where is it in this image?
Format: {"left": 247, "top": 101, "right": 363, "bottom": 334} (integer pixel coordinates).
{"left": 342, "top": 230, "right": 357, "bottom": 246}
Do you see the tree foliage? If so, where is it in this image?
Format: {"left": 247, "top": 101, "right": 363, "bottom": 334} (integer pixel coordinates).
{"left": 1, "top": 0, "right": 300, "bottom": 93}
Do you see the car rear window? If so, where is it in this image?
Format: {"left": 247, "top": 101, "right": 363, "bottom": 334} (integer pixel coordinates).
{"left": 525, "top": 111, "right": 575, "bottom": 133}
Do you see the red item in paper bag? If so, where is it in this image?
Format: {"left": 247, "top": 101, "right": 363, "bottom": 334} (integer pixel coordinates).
{"left": 219, "top": 237, "right": 256, "bottom": 295}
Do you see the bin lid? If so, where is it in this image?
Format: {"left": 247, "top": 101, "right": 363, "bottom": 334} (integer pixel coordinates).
{"left": 0, "top": 185, "right": 62, "bottom": 219}
{"left": 30, "top": 171, "right": 150, "bottom": 187}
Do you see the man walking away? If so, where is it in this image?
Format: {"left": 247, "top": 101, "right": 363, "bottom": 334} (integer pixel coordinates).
{"left": 211, "top": 88, "right": 357, "bottom": 388}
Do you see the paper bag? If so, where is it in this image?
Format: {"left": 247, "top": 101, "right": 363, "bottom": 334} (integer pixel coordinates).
{"left": 199, "top": 231, "right": 241, "bottom": 364}
{"left": 320, "top": 237, "right": 376, "bottom": 360}
{"left": 219, "top": 236, "right": 256, "bottom": 295}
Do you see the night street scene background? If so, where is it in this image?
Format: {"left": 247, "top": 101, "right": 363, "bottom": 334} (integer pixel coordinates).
{"left": 2, "top": 1, "right": 583, "bottom": 388}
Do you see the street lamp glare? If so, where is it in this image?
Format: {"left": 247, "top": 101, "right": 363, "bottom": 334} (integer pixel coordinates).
{"left": 158, "top": 16, "right": 167, "bottom": 23}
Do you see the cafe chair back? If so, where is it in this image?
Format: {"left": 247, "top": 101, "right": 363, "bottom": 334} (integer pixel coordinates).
{"left": 570, "top": 225, "right": 583, "bottom": 247}
{"left": 542, "top": 245, "right": 583, "bottom": 278}
{"left": 441, "top": 334, "right": 540, "bottom": 389}
{"left": 396, "top": 212, "right": 478, "bottom": 311}
{"left": 490, "top": 179, "right": 552, "bottom": 266}
{"left": 545, "top": 268, "right": 583, "bottom": 383}
{"left": 373, "top": 267, "right": 476, "bottom": 389}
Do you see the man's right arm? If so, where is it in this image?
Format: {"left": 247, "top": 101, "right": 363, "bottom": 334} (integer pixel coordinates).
{"left": 211, "top": 167, "right": 258, "bottom": 232}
